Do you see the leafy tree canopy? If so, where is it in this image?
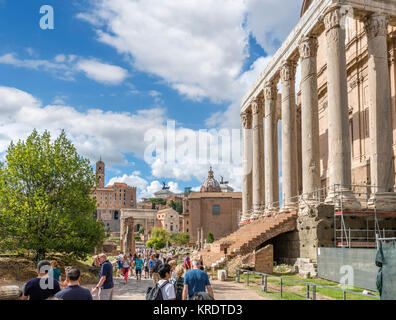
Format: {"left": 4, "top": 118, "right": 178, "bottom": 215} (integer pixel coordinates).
{"left": 0, "top": 129, "right": 106, "bottom": 261}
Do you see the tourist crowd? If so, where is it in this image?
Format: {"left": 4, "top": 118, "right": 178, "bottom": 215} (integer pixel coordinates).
{"left": 21, "top": 249, "right": 214, "bottom": 301}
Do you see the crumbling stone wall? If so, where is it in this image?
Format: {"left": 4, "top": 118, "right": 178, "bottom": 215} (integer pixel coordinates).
{"left": 254, "top": 245, "right": 273, "bottom": 274}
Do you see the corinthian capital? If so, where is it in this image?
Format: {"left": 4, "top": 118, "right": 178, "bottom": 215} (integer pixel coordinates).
{"left": 251, "top": 97, "right": 263, "bottom": 115}
{"left": 280, "top": 60, "right": 297, "bottom": 82}
{"left": 323, "top": 5, "right": 343, "bottom": 32}
{"left": 364, "top": 14, "right": 388, "bottom": 40}
{"left": 299, "top": 35, "right": 318, "bottom": 60}
{"left": 264, "top": 81, "right": 277, "bottom": 100}
{"left": 241, "top": 111, "right": 252, "bottom": 129}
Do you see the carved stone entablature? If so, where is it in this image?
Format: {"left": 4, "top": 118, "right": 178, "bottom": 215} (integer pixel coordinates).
{"left": 241, "top": 111, "right": 252, "bottom": 129}
{"left": 364, "top": 14, "right": 388, "bottom": 40}
{"left": 251, "top": 97, "right": 263, "bottom": 115}
{"left": 298, "top": 36, "right": 318, "bottom": 60}
{"left": 280, "top": 60, "right": 297, "bottom": 82}
{"left": 264, "top": 81, "right": 277, "bottom": 100}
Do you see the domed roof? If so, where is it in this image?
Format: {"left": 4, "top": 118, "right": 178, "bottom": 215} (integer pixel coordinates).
{"left": 200, "top": 167, "right": 221, "bottom": 193}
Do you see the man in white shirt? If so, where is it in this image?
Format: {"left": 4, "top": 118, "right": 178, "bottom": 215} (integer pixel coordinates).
{"left": 157, "top": 264, "right": 176, "bottom": 300}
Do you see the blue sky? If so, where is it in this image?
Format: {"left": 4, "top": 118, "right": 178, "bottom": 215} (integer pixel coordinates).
{"left": 0, "top": 0, "right": 301, "bottom": 199}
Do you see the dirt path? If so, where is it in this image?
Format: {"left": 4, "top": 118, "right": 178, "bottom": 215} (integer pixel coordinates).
{"left": 1, "top": 277, "right": 273, "bottom": 300}
{"left": 210, "top": 280, "right": 272, "bottom": 300}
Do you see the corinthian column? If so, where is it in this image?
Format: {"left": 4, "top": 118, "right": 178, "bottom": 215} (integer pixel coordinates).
{"left": 264, "top": 81, "right": 279, "bottom": 212}
{"left": 364, "top": 14, "right": 396, "bottom": 208}
{"left": 323, "top": 5, "right": 358, "bottom": 207}
{"left": 280, "top": 60, "right": 298, "bottom": 210}
{"left": 251, "top": 97, "right": 265, "bottom": 218}
{"left": 241, "top": 111, "right": 253, "bottom": 222}
{"left": 299, "top": 35, "right": 321, "bottom": 201}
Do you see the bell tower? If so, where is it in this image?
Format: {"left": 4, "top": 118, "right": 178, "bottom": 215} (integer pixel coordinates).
{"left": 96, "top": 157, "right": 105, "bottom": 188}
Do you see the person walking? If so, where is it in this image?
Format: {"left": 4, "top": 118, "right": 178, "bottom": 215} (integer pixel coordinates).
{"left": 168, "top": 260, "right": 177, "bottom": 283}
{"left": 49, "top": 260, "right": 62, "bottom": 284}
{"left": 184, "top": 253, "right": 191, "bottom": 271}
{"left": 174, "top": 265, "right": 185, "bottom": 300}
{"left": 22, "top": 260, "right": 61, "bottom": 300}
{"left": 122, "top": 256, "right": 129, "bottom": 284}
{"left": 116, "top": 252, "right": 124, "bottom": 279}
{"left": 182, "top": 260, "right": 214, "bottom": 300}
{"left": 55, "top": 268, "right": 92, "bottom": 300}
{"left": 143, "top": 254, "right": 149, "bottom": 279}
{"left": 135, "top": 254, "right": 144, "bottom": 282}
{"left": 152, "top": 253, "right": 163, "bottom": 285}
{"left": 91, "top": 253, "right": 114, "bottom": 300}
{"left": 156, "top": 264, "right": 176, "bottom": 300}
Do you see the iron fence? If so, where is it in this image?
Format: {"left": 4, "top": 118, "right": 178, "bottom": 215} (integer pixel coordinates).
{"left": 235, "top": 268, "right": 379, "bottom": 300}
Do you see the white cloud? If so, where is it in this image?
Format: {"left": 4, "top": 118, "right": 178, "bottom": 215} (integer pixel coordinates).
{"left": 79, "top": 0, "right": 249, "bottom": 102}
{"left": 76, "top": 59, "right": 128, "bottom": 85}
{"left": 0, "top": 86, "right": 166, "bottom": 164}
{"left": 78, "top": 0, "right": 301, "bottom": 127}
{"left": 0, "top": 53, "right": 128, "bottom": 85}
{"left": 106, "top": 173, "right": 182, "bottom": 200}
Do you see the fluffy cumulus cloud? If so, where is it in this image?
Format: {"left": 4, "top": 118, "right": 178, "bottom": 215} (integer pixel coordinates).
{"left": 78, "top": 0, "right": 248, "bottom": 102}
{"left": 0, "top": 86, "right": 165, "bottom": 164}
{"left": 78, "top": 0, "right": 301, "bottom": 121}
{"left": 107, "top": 174, "right": 182, "bottom": 200}
{"left": 0, "top": 86, "right": 242, "bottom": 195}
{"left": 0, "top": 53, "right": 128, "bottom": 85}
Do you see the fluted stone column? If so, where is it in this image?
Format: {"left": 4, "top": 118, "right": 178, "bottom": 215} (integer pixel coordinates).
{"left": 364, "top": 14, "right": 396, "bottom": 208}
{"left": 299, "top": 35, "right": 321, "bottom": 201}
{"left": 280, "top": 60, "right": 299, "bottom": 210}
{"left": 241, "top": 111, "right": 253, "bottom": 222}
{"left": 390, "top": 36, "right": 396, "bottom": 185}
{"left": 252, "top": 97, "right": 265, "bottom": 218}
{"left": 323, "top": 5, "right": 358, "bottom": 206}
{"left": 264, "top": 81, "right": 279, "bottom": 212}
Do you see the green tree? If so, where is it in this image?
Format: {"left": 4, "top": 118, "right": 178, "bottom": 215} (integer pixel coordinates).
{"left": 169, "top": 200, "right": 183, "bottom": 214}
{"left": 207, "top": 232, "right": 214, "bottom": 244}
{"left": 0, "top": 129, "right": 106, "bottom": 261}
{"left": 146, "top": 227, "right": 171, "bottom": 250}
{"left": 149, "top": 198, "right": 166, "bottom": 209}
{"left": 171, "top": 232, "right": 190, "bottom": 246}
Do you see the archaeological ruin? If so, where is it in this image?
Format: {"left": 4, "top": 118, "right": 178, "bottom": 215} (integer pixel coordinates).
{"left": 200, "top": 0, "right": 396, "bottom": 288}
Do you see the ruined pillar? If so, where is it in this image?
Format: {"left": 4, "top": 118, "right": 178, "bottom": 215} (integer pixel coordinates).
{"left": 280, "top": 60, "right": 299, "bottom": 210}
{"left": 299, "top": 35, "right": 321, "bottom": 201}
{"left": 323, "top": 5, "right": 358, "bottom": 206}
{"left": 364, "top": 14, "right": 396, "bottom": 208}
{"left": 241, "top": 111, "right": 253, "bottom": 221}
{"left": 251, "top": 97, "right": 265, "bottom": 218}
{"left": 264, "top": 81, "right": 279, "bottom": 212}
{"left": 120, "top": 217, "right": 134, "bottom": 254}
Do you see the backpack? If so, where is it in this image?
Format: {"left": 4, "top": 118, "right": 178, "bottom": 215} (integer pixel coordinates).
{"left": 191, "top": 292, "right": 214, "bottom": 300}
{"left": 146, "top": 281, "right": 168, "bottom": 300}
{"left": 174, "top": 277, "right": 184, "bottom": 300}
{"left": 152, "top": 259, "right": 162, "bottom": 273}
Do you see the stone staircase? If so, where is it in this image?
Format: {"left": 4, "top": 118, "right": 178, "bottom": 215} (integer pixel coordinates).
{"left": 200, "top": 211, "right": 298, "bottom": 268}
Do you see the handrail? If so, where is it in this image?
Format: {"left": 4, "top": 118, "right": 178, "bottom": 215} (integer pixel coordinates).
{"left": 235, "top": 268, "right": 380, "bottom": 300}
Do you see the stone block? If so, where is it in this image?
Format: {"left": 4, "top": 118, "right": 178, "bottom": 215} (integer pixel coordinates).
{"left": 217, "top": 270, "right": 227, "bottom": 281}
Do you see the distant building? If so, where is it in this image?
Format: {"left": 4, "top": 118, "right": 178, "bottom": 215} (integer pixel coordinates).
{"left": 182, "top": 167, "right": 242, "bottom": 245}
{"left": 157, "top": 208, "right": 180, "bottom": 234}
{"left": 91, "top": 159, "right": 137, "bottom": 232}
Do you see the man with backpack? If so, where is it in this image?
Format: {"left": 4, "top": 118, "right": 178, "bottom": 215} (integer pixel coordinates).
{"left": 151, "top": 253, "right": 162, "bottom": 284}
{"left": 146, "top": 264, "right": 175, "bottom": 300}
{"left": 183, "top": 259, "right": 214, "bottom": 300}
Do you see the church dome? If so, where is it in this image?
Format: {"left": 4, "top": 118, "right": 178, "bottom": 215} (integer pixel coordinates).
{"left": 200, "top": 167, "right": 221, "bottom": 193}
